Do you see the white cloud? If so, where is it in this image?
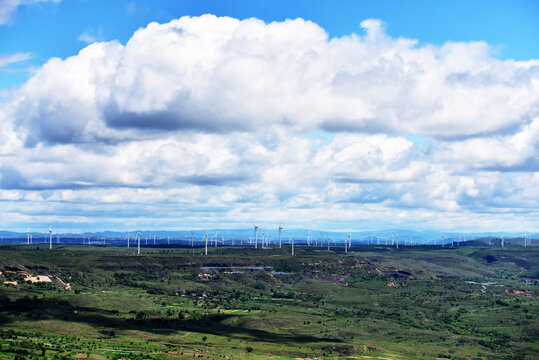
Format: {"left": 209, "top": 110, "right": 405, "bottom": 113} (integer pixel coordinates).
{"left": 0, "top": 0, "right": 60, "bottom": 25}
{"left": 9, "top": 14, "right": 539, "bottom": 145}
{"left": 77, "top": 28, "right": 103, "bottom": 43}
{"left": 0, "top": 52, "right": 31, "bottom": 67}
{"left": 1, "top": 15, "right": 538, "bottom": 232}
{"left": 432, "top": 117, "right": 539, "bottom": 171}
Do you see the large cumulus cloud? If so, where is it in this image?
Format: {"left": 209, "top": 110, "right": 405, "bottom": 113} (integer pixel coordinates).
{"left": 9, "top": 14, "right": 539, "bottom": 145}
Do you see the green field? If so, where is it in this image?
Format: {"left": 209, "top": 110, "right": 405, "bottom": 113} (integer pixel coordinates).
{"left": 0, "top": 245, "right": 537, "bottom": 359}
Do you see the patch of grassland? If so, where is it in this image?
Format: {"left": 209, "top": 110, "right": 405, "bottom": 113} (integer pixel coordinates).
{"left": 0, "top": 244, "right": 537, "bottom": 359}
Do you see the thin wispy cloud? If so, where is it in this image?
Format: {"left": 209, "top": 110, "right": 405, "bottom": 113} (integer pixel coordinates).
{"left": 0, "top": 0, "right": 60, "bottom": 25}
{"left": 76, "top": 28, "right": 104, "bottom": 43}
{"left": 126, "top": 2, "right": 136, "bottom": 15}
{"left": 0, "top": 52, "right": 31, "bottom": 67}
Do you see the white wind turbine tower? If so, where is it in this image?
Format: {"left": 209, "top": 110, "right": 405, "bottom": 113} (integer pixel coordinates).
{"left": 260, "top": 231, "right": 264, "bottom": 247}
{"left": 27, "top": 227, "right": 30, "bottom": 245}
{"left": 137, "top": 232, "right": 141, "bottom": 255}
{"left": 279, "top": 225, "right": 283, "bottom": 248}
{"left": 254, "top": 225, "right": 259, "bottom": 249}
{"left": 126, "top": 233, "right": 130, "bottom": 248}
{"left": 396, "top": 234, "right": 399, "bottom": 249}
{"left": 204, "top": 233, "right": 208, "bottom": 255}
{"left": 214, "top": 233, "right": 218, "bottom": 247}
{"left": 501, "top": 234, "right": 504, "bottom": 248}
{"left": 49, "top": 227, "right": 53, "bottom": 250}
{"left": 345, "top": 233, "right": 350, "bottom": 253}
{"left": 291, "top": 235, "right": 294, "bottom": 256}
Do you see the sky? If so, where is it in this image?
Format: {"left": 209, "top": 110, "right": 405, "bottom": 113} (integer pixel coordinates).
{"left": 0, "top": 0, "right": 538, "bottom": 233}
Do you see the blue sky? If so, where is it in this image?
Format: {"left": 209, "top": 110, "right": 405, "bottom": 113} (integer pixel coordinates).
{"left": 0, "top": 0, "right": 538, "bottom": 233}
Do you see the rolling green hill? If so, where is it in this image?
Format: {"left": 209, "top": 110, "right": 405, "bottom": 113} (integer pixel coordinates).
{"left": 0, "top": 245, "right": 537, "bottom": 359}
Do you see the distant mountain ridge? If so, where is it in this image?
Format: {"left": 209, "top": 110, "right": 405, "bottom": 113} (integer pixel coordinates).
{"left": 1, "top": 228, "right": 536, "bottom": 246}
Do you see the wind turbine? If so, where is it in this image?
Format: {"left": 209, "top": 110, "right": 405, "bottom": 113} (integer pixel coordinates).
{"left": 49, "top": 227, "right": 52, "bottom": 250}
{"left": 260, "top": 231, "right": 264, "bottom": 248}
{"left": 501, "top": 234, "right": 504, "bottom": 248}
{"left": 396, "top": 234, "right": 399, "bottom": 249}
{"left": 254, "top": 225, "right": 259, "bottom": 249}
{"left": 27, "top": 227, "right": 30, "bottom": 245}
{"left": 127, "top": 233, "right": 130, "bottom": 248}
{"left": 137, "top": 232, "right": 141, "bottom": 255}
{"left": 279, "top": 225, "right": 283, "bottom": 248}
{"left": 291, "top": 235, "right": 294, "bottom": 256}
{"left": 204, "top": 233, "right": 208, "bottom": 255}
{"left": 346, "top": 232, "right": 351, "bottom": 252}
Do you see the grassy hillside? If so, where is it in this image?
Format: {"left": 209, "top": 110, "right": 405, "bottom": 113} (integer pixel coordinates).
{"left": 0, "top": 244, "right": 537, "bottom": 359}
